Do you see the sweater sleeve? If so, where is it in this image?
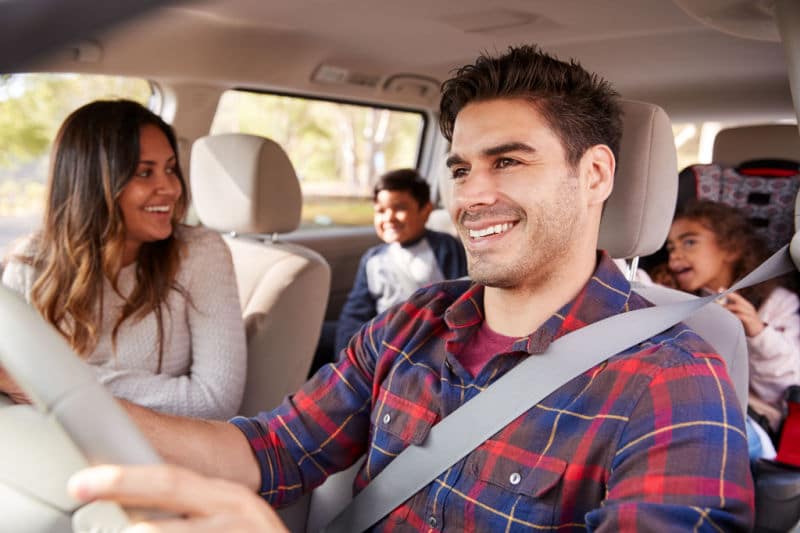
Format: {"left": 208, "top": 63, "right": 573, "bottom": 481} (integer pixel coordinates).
{"left": 94, "top": 228, "right": 248, "bottom": 420}
{"left": 747, "top": 286, "right": 800, "bottom": 408}
{"left": 1, "top": 235, "right": 36, "bottom": 301}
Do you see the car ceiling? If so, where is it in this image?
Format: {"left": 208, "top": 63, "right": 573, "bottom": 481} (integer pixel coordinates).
{"left": 19, "top": 0, "right": 795, "bottom": 122}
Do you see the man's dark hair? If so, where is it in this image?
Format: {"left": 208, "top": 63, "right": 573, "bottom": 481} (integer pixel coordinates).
{"left": 373, "top": 168, "right": 431, "bottom": 207}
{"left": 439, "top": 45, "right": 623, "bottom": 167}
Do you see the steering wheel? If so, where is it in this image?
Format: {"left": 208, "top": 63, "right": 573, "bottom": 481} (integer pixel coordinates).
{"left": 0, "top": 284, "right": 162, "bottom": 532}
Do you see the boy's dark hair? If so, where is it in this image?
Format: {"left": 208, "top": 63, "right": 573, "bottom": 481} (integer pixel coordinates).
{"left": 373, "top": 168, "right": 431, "bottom": 207}
{"left": 439, "top": 45, "right": 623, "bottom": 168}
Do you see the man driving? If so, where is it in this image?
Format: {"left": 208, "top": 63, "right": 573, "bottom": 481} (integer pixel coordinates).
{"left": 69, "top": 45, "right": 754, "bottom": 532}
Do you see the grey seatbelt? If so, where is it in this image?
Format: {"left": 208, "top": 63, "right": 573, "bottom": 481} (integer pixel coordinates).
{"left": 322, "top": 244, "right": 795, "bottom": 533}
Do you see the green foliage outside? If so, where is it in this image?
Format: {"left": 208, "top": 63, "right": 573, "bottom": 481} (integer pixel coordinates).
{"left": 0, "top": 77, "right": 424, "bottom": 230}
{"left": 211, "top": 90, "right": 425, "bottom": 227}
{"left": 0, "top": 73, "right": 151, "bottom": 216}
{"left": 301, "top": 196, "right": 375, "bottom": 228}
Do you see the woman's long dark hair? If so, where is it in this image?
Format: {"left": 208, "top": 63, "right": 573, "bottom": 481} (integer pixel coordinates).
{"left": 28, "top": 99, "right": 189, "bottom": 371}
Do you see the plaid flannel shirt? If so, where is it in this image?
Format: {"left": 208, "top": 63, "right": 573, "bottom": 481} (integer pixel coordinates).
{"left": 232, "top": 252, "right": 754, "bottom": 531}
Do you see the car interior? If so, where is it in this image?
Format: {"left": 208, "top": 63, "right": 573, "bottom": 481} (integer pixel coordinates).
{"left": 2, "top": 0, "right": 800, "bottom": 531}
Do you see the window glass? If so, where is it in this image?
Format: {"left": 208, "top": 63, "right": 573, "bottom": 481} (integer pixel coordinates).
{"left": 672, "top": 122, "right": 723, "bottom": 171}
{"left": 210, "top": 90, "right": 426, "bottom": 230}
{"left": 0, "top": 73, "right": 153, "bottom": 255}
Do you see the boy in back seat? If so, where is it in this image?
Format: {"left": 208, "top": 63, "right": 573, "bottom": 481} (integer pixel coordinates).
{"left": 333, "top": 169, "right": 467, "bottom": 354}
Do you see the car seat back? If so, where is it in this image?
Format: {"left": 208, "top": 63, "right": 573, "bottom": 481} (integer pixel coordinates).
{"left": 191, "top": 133, "right": 332, "bottom": 415}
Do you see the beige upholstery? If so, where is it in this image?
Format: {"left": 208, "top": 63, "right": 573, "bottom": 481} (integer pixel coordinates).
{"left": 598, "top": 100, "right": 678, "bottom": 259}
{"left": 713, "top": 124, "right": 800, "bottom": 167}
{"left": 191, "top": 133, "right": 331, "bottom": 416}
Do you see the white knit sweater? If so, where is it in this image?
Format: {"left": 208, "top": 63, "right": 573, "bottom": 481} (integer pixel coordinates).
{"left": 748, "top": 286, "right": 800, "bottom": 412}
{"left": 2, "top": 225, "right": 247, "bottom": 420}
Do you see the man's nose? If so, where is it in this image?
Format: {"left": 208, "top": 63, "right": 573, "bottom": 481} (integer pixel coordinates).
{"left": 453, "top": 167, "right": 498, "bottom": 209}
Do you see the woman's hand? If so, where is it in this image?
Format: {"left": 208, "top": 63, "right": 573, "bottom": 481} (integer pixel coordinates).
{"left": 0, "top": 366, "right": 30, "bottom": 404}
{"left": 721, "top": 291, "right": 766, "bottom": 337}
{"left": 68, "top": 464, "right": 290, "bottom": 533}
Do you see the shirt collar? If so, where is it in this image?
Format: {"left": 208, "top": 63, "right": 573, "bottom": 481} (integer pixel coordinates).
{"left": 444, "top": 251, "right": 632, "bottom": 355}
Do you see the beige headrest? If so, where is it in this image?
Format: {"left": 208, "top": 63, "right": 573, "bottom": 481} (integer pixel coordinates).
{"left": 712, "top": 124, "right": 800, "bottom": 167}
{"left": 598, "top": 100, "right": 678, "bottom": 259}
{"left": 190, "top": 133, "right": 302, "bottom": 234}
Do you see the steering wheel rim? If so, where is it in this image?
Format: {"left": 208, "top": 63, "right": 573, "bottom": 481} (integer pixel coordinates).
{"left": 0, "top": 284, "right": 161, "bottom": 466}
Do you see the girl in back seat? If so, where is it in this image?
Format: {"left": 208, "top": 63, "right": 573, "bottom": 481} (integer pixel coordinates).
{"left": 664, "top": 200, "right": 799, "bottom": 456}
{"left": 0, "top": 100, "right": 246, "bottom": 420}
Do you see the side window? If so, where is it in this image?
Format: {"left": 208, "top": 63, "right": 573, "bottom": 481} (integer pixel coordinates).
{"left": 0, "top": 73, "right": 153, "bottom": 255}
{"left": 210, "top": 90, "right": 426, "bottom": 230}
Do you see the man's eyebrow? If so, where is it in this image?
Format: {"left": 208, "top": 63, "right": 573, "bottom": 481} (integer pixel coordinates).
{"left": 674, "top": 231, "right": 700, "bottom": 241}
{"left": 446, "top": 142, "right": 536, "bottom": 168}
{"left": 483, "top": 142, "right": 536, "bottom": 158}
{"left": 445, "top": 154, "right": 466, "bottom": 168}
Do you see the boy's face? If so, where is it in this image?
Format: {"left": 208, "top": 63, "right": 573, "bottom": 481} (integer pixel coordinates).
{"left": 373, "top": 189, "right": 432, "bottom": 245}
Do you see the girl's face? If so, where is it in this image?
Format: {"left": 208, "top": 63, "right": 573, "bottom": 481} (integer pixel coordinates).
{"left": 117, "top": 124, "right": 183, "bottom": 265}
{"left": 666, "top": 218, "right": 738, "bottom": 293}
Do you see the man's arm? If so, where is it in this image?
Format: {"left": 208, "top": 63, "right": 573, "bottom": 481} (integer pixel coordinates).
{"left": 122, "top": 401, "right": 261, "bottom": 491}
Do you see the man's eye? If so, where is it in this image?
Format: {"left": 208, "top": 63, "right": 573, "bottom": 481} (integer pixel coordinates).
{"left": 496, "top": 157, "right": 517, "bottom": 169}
{"left": 684, "top": 239, "right": 697, "bottom": 248}
{"left": 450, "top": 167, "right": 468, "bottom": 179}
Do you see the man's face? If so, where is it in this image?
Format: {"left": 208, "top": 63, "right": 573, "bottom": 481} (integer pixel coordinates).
{"left": 373, "top": 189, "right": 432, "bottom": 245}
{"left": 446, "top": 98, "right": 587, "bottom": 290}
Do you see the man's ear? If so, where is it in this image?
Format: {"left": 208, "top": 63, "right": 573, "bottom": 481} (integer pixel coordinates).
{"left": 581, "top": 144, "right": 615, "bottom": 206}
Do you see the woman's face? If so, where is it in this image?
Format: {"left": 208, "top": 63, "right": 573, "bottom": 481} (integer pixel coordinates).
{"left": 118, "top": 124, "right": 182, "bottom": 264}
{"left": 666, "top": 218, "right": 737, "bottom": 293}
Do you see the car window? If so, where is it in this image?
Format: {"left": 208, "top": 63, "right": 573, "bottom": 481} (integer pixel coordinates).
{"left": 210, "top": 90, "right": 426, "bottom": 230}
{"left": 0, "top": 73, "right": 153, "bottom": 256}
{"left": 673, "top": 122, "right": 724, "bottom": 170}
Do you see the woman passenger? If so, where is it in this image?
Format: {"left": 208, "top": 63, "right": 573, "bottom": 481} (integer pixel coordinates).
{"left": 0, "top": 100, "right": 246, "bottom": 419}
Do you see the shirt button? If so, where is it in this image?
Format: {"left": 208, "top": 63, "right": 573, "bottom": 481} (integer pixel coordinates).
{"left": 427, "top": 515, "right": 437, "bottom": 528}
{"left": 509, "top": 472, "right": 521, "bottom": 485}
{"left": 382, "top": 413, "right": 391, "bottom": 424}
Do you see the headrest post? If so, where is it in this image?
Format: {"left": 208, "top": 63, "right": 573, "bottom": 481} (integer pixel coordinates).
{"left": 272, "top": 232, "right": 279, "bottom": 243}
{"left": 628, "top": 256, "right": 640, "bottom": 283}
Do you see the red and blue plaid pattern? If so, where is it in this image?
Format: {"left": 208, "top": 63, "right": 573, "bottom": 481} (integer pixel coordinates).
{"left": 232, "top": 253, "right": 754, "bottom": 531}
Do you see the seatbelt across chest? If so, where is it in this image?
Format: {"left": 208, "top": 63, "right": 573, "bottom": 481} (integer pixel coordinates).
{"left": 321, "top": 244, "right": 796, "bottom": 533}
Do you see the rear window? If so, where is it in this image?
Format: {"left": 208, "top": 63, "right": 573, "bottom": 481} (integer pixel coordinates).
{"left": 210, "top": 90, "right": 426, "bottom": 230}
{"left": 0, "top": 73, "right": 153, "bottom": 254}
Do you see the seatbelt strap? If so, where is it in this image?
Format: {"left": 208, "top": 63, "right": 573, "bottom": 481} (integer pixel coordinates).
{"left": 322, "top": 244, "right": 795, "bottom": 533}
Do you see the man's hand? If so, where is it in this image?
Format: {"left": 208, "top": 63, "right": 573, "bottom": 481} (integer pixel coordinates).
{"left": 68, "top": 464, "right": 289, "bottom": 533}
{"left": 722, "top": 291, "right": 766, "bottom": 337}
{"left": 0, "top": 366, "right": 30, "bottom": 404}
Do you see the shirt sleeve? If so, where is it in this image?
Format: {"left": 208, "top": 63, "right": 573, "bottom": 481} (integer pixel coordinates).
{"left": 231, "top": 311, "right": 381, "bottom": 507}
{"left": 93, "top": 229, "right": 248, "bottom": 420}
{"left": 748, "top": 287, "right": 800, "bottom": 407}
{"left": 335, "top": 251, "right": 377, "bottom": 355}
{"left": 586, "top": 353, "right": 754, "bottom": 531}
